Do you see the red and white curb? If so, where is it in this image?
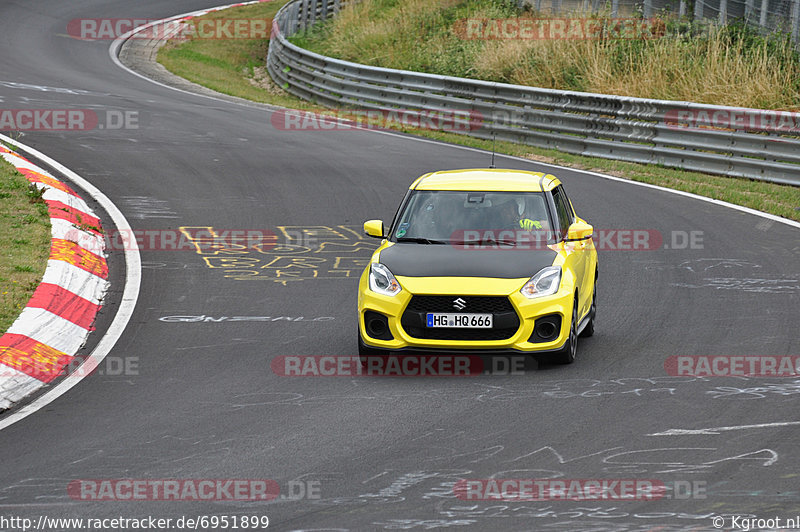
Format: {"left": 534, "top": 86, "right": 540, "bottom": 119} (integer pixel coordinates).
{"left": 0, "top": 145, "right": 109, "bottom": 410}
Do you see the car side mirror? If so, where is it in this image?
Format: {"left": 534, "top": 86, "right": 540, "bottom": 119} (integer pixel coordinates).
{"left": 565, "top": 220, "right": 593, "bottom": 242}
{"left": 364, "top": 219, "right": 385, "bottom": 239}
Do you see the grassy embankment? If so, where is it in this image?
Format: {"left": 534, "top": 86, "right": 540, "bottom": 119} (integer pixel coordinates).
{"left": 158, "top": 0, "right": 800, "bottom": 221}
{"left": 0, "top": 147, "right": 51, "bottom": 333}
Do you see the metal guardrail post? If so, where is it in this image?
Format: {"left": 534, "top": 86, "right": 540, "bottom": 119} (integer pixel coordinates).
{"left": 744, "top": 0, "right": 754, "bottom": 20}
{"left": 301, "top": 0, "right": 310, "bottom": 29}
{"left": 308, "top": 0, "right": 316, "bottom": 27}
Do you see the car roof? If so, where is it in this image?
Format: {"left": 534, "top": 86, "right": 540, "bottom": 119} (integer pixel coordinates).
{"left": 410, "top": 169, "right": 561, "bottom": 192}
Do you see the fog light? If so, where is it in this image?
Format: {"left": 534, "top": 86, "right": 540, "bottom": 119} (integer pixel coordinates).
{"left": 529, "top": 314, "right": 562, "bottom": 343}
{"left": 364, "top": 310, "right": 393, "bottom": 341}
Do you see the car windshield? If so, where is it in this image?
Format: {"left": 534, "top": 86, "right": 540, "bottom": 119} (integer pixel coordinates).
{"left": 391, "top": 191, "right": 556, "bottom": 245}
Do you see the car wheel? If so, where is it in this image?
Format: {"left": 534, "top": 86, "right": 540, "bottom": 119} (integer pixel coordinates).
{"left": 580, "top": 275, "right": 597, "bottom": 338}
{"left": 553, "top": 297, "right": 578, "bottom": 364}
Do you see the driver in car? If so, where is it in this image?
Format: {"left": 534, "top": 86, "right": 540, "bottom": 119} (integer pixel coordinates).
{"left": 500, "top": 196, "right": 544, "bottom": 231}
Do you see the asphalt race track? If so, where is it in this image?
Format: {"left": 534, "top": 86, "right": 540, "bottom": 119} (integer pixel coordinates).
{"left": 1, "top": 1, "right": 799, "bottom": 530}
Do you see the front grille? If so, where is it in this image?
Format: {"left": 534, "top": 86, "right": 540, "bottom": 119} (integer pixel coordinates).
{"left": 404, "top": 326, "right": 516, "bottom": 341}
{"left": 406, "top": 296, "right": 515, "bottom": 314}
{"left": 401, "top": 295, "right": 519, "bottom": 341}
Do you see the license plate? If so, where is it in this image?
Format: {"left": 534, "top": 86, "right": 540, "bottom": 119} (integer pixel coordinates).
{"left": 426, "top": 313, "right": 493, "bottom": 328}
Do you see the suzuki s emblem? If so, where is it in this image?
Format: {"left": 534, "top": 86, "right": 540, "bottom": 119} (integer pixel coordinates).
{"left": 452, "top": 297, "right": 467, "bottom": 310}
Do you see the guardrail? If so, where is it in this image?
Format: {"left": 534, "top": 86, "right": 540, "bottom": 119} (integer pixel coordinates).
{"left": 267, "top": 0, "right": 800, "bottom": 186}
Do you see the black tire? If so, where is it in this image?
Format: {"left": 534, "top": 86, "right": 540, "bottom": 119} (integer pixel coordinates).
{"left": 580, "top": 276, "right": 597, "bottom": 338}
{"left": 553, "top": 297, "right": 578, "bottom": 364}
{"left": 358, "top": 333, "right": 380, "bottom": 367}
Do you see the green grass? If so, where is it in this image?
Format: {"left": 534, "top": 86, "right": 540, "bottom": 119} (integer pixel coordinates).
{"left": 157, "top": 2, "right": 800, "bottom": 222}
{"left": 0, "top": 155, "right": 51, "bottom": 333}
{"left": 157, "top": 0, "right": 315, "bottom": 109}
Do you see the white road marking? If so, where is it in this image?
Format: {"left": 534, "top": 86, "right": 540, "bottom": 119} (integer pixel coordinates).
{"left": 649, "top": 420, "right": 800, "bottom": 436}
{"left": 108, "top": 2, "right": 273, "bottom": 110}
{"left": 0, "top": 80, "right": 96, "bottom": 94}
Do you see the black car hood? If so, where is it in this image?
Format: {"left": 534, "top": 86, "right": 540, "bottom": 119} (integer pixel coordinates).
{"left": 379, "top": 242, "right": 558, "bottom": 278}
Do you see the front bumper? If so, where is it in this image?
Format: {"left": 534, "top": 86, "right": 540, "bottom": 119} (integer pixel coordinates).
{"left": 358, "top": 274, "right": 573, "bottom": 353}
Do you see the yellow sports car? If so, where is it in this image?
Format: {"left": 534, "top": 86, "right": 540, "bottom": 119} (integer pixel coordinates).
{"left": 358, "top": 169, "right": 597, "bottom": 364}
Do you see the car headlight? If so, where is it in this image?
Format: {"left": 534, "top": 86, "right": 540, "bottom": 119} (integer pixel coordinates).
{"left": 520, "top": 266, "right": 561, "bottom": 299}
{"left": 369, "top": 263, "right": 402, "bottom": 296}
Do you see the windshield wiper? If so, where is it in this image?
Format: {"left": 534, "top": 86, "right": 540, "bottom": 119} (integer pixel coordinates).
{"left": 396, "top": 237, "right": 447, "bottom": 244}
{"left": 456, "top": 238, "right": 517, "bottom": 247}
